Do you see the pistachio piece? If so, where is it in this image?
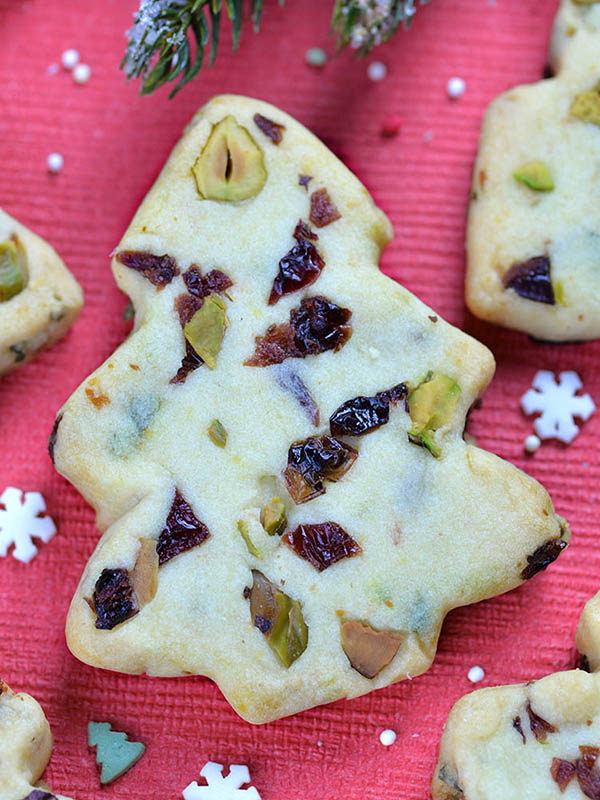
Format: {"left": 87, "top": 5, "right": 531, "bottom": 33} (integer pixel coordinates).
{"left": 340, "top": 619, "right": 402, "bottom": 679}
{"left": 192, "top": 115, "right": 267, "bottom": 201}
{"left": 408, "top": 373, "right": 461, "bottom": 458}
{"left": 249, "top": 570, "right": 308, "bottom": 667}
{"left": 570, "top": 82, "right": 600, "bottom": 127}
{"left": 237, "top": 520, "right": 261, "bottom": 558}
{"left": 260, "top": 497, "right": 287, "bottom": 536}
{"left": 513, "top": 161, "right": 554, "bottom": 191}
{"left": 130, "top": 538, "right": 159, "bottom": 608}
{"left": 0, "top": 238, "right": 25, "bottom": 302}
{"left": 208, "top": 419, "right": 228, "bottom": 448}
{"left": 183, "top": 293, "right": 229, "bottom": 369}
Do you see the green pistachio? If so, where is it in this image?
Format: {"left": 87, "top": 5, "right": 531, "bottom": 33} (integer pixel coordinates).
{"left": 208, "top": 419, "right": 228, "bottom": 448}
{"left": 249, "top": 570, "right": 308, "bottom": 668}
{"left": 260, "top": 497, "right": 287, "bottom": 535}
{"left": 183, "top": 294, "right": 229, "bottom": 369}
{"left": 0, "top": 239, "right": 25, "bottom": 302}
{"left": 408, "top": 373, "right": 461, "bottom": 458}
{"left": 237, "top": 520, "right": 261, "bottom": 558}
{"left": 513, "top": 161, "right": 554, "bottom": 191}
{"left": 570, "top": 82, "right": 600, "bottom": 127}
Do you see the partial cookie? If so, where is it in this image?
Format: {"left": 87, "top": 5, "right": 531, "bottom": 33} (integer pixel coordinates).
{"left": 0, "top": 680, "right": 74, "bottom": 800}
{"left": 0, "top": 208, "right": 83, "bottom": 375}
{"left": 466, "top": 0, "right": 600, "bottom": 341}
{"left": 53, "top": 94, "right": 568, "bottom": 724}
{"left": 432, "top": 594, "right": 600, "bottom": 800}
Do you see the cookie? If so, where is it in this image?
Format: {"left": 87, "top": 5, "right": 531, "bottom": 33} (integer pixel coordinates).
{"left": 0, "top": 208, "right": 83, "bottom": 376}
{"left": 432, "top": 594, "right": 600, "bottom": 800}
{"left": 52, "top": 94, "right": 568, "bottom": 724}
{"left": 0, "top": 680, "right": 74, "bottom": 800}
{"left": 466, "top": 0, "right": 600, "bottom": 341}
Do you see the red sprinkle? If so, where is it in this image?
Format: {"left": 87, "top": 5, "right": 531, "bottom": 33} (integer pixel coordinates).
{"left": 381, "top": 114, "right": 402, "bottom": 138}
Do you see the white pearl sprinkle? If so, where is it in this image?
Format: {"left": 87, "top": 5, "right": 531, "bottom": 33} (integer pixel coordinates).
{"left": 367, "top": 61, "right": 388, "bottom": 82}
{"left": 47, "top": 153, "right": 64, "bottom": 173}
{"left": 73, "top": 63, "right": 91, "bottom": 84}
{"left": 468, "top": 665, "right": 485, "bottom": 683}
{"left": 447, "top": 76, "right": 466, "bottom": 99}
{"left": 61, "top": 49, "right": 80, "bottom": 70}
{"left": 524, "top": 434, "right": 541, "bottom": 453}
{"left": 379, "top": 729, "right": 397, "bottom": 746}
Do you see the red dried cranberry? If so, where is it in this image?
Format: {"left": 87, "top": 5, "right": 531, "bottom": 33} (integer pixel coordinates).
{"left": 93, "top": 568, "right": 139, "bottom": 630}
{"left": 521, "top": 538, "right": 567, "bottom": 580}
{"left": 269, "top": 221, "right": 324, "bottom": 305}
{"left": 116, "top": 251, "right": 179, "bottom": 287}
{"left": 309, "top": 188, "right": 341, "bottom": 228}
{"left": 526, "top": 702, "right": 557, "bottom": 742}
{"left": 285, "top": 522, "right": 361, "bottom": 571}
{"left": 284, "top": 435, "right": 357, "bottom": 504}
{"left": 253, "top": 113, "right": 285, "bottom": 144}
{"left": 22, "top": 792, "right": 59, "bottom": 800}
{"left": 330, "top": 393, "right": 390, "bottom": 437}
{"left": 576, "top": 754, "right": 600, "bottom": 799}
{"left": 550, "top": 759, "right": 576, "bottom": 792}
{"left": 48, "top": 413, "right": 63, "bottom": 465}
{"left": 503, "top": 256, "right": 554, "bottom": 304}
{"left": 156, "top": 490, "right": 210, "bottom": 565}
{"left": 513, "top": 716, "right": 526, "bottom": 744}
{"left": 299, "top": 174, "right": 313, "bottom": 190}
{"left": 170, "top": 340, "right": 204, "bottom": 384}
{"left": 175, "top": 293, "right": 202, "bottom": 326}
{"left": 184, "top": 266, "right": 232, "bottom": 298}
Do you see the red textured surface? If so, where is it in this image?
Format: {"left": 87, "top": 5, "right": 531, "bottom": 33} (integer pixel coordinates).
{"left": 0, "top": 1, "right": 597, "bottom": 798}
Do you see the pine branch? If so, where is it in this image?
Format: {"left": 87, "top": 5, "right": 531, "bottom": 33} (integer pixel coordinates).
{"left": 121, "top": 0, "right": 277, "bottom": 98}
{"left": 331, "top": 0, "right": 428, "bottom": 55}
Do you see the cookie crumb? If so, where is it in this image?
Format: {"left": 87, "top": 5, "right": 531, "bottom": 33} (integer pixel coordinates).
{"left": 73, "top": 63, "right": 91, "bottom": 84}
{"left": 47, "top": 153, "right": 64, "bottom": 174}
{"left": 447, "top": 77, "right": 466, "bottom": 99}
{"left": 468, "top": 665, "right": 485, "bottom": 683}
{"left": 61, "top": 49, "right": 80, "bottom": 70}
{"left": 367, "top": 61, "right": 387, "bottom": 82}
{"left": 524, "top": 434, "right": 541, "bottom": 453}
{"left": 379, "top": 728, "right": 397, "bottom": 746}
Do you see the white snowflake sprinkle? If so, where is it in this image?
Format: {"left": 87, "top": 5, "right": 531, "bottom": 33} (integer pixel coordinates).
{"left": 183, "top": 763, "right": 261, "bottom": 800}
{"left": 521, "top": 370, "right": 595, "bottom": 443}
{"left": 47, "top": 153, "right": 64, "bottom": 173}
{"left": 0, "top": 487, "right": 57, "bottom": 563}
{"left": 467, "top": 665, "right": 485, "bottom": 683}
{"left": 447, "top": 76, "right": 466, "bottom": 99}
{"left": 61, "top": 49, "right": 80, "bottom": 69}
{"left": 379, "top": 728, "right": 397, "bottom": 746}
{"left": 73, "top": 63, "right": 91, "bottom": 84}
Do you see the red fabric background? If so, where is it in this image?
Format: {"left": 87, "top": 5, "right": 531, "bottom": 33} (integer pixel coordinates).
{"left": 0, "top": 1, "right": 597, "bottom": 798}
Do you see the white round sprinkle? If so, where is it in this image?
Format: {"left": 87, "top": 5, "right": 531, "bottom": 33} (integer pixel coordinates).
{"left": 73, "top": 63, "right": 91, "bottom": 84}
{"left": 305, "top": 47, "right": 327, "bottom": 67}
{"left": 61, "top": 49, "right": 80, "bottom": 70}
{"left": 367, "top": 61, "right": 388, "bottom": 82}
{"left": 379, "top": 729, "right": 397, "bottom": 746}
{"left": 468, "top": 665, "right": 485, "bottom": 683}
{"left": 317, "top": 740, "right": 323, "bottom": 747}
{"left": 47, "top": 153, "right": 64, "bottom": 173}
{"left": 524, "top": 434, "right": 541, "bottom": 453}
{"left": 447, "top": 76, "right": 466, "bottom": 99}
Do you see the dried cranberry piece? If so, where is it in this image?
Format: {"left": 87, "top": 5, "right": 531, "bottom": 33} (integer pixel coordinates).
{"left": 377, "top": 383, "right": 408, "bottom": 407}
{"left": 513, "top": 716, "right": 526, "bottom": 744}
{"left": 156, "top": 490, "right": 210, "bottom": 565}
{"left": 253, "top": 113, "right": 285, "bottom": 144}
{"left": 580, "top": 653, "right": 592, "bottom": 672}
{"left": 299, "top": 174, "right": 313, "bottom": 190}
{"left": 254, "top": 614, "right": 272, "bottom": 633}
{"left": 116, "top": 251, "right": 179, "bottom": 287}
{"left": 580, "top": 746, "right": 600, "bottom": 770}
{"left": 48, "top": 413, "right": 63, "bottom": 465}
{"left": 170, "top": 340, "right": 204, "bottom": 384}
{"left": 22, "top": 792, "right": 58, "bottom": 800}
{"left": 576, "top": 755, "right": 600, "bottom": 800}
{"left": 330, "top": 394, "right": 390, "bottom": 437}
{"left": 269, "top": 222, "right": 324, "bottom": 305}
{"left": 284, "top": 435, "right": 358, "bottom": 504}
{"left": 291, "top": 296, "right": 352, "bottom": 355}
{"left": 184, "top": 266, "right": 232, "bottom": 298}
{"left": 551, "top": 759, "right": 576, "bottom": 792}
{"left": 503, "top": 255, "right": 554, "bottom": 304}
{"left": 93, "top": 568, "right": 139, "bottom": 630}
{"left": 521, "top": 538, "right": 567, "bottom": 580}
{"left": 285, "top": 522, "right": 361, "bottom": 571}
{"left": 526, "top": 702, "right": 557, "bottom": 742}
{"left": 175, "top": 293, "right": 202, "bottom": 326}
{"left": 309, "top": 188, "right": 341, "bottom": 228}
{"left": 246, "top": 296, "right": 352, "bottom": 367}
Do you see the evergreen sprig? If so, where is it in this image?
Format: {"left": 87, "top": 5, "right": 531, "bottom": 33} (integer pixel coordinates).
{"left": 121, "top": 0, "right": 428, "bottom": 97}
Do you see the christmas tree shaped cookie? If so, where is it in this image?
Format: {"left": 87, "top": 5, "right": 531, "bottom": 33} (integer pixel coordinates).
{"left": 466, "top": 0, "right": 600, "bottom": 341}
{"left": 0, "top": 208, "right": 83, "bottom": 375}
{"left": 53, "top": 95, "right": 568, "bottom": 723}
{"left": 432, "top": 589, "right": 600, "bottom": 800}
{"left": 0, "top": 680, "right": 74, "bottom": 800}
